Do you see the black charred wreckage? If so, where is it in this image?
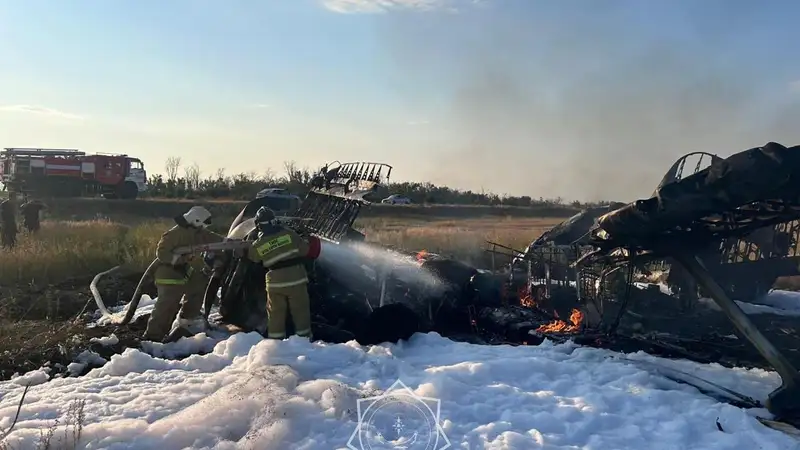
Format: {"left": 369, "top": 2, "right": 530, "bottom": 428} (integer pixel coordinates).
{"left": 95, "top": 146, "right": 800, "bottom": 429}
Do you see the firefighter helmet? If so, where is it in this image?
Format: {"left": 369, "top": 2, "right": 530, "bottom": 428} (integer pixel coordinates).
{"left": 255, "top": 206, "right": 276, "bottom": 227}
{"left": 183, "top": 206, "right": 212, "bottom": 228}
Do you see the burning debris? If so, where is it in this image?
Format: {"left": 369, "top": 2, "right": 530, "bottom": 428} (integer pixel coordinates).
{"left": 514, "top": 283, "right": 584, "bottom": 333}
{"left": 535, "top": 309, "right": 584, "bottom": 333}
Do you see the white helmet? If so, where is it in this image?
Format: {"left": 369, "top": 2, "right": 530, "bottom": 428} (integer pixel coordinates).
{"left": 183, "top": 206, "right": 212, "bottom": 228}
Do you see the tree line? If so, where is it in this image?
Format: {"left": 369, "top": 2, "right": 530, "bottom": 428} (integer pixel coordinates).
{"left": 143, "top": 157, "right": 612, "bottom": 208}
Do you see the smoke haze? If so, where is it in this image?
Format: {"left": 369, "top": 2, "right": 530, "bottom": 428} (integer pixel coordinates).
{"left": 375, "top": 0, "right": 800, "bottom": 202}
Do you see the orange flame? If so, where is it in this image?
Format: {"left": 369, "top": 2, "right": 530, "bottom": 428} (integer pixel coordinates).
{"left": 534, "top": 308, "right": 585, "bottom": 334}
{"left": 416, "top": 249, "right": 428, "bottom": 262}
{"left": 570, "top": 308, "right": 584, "bottom": 327}
{"left": 518, "top": 287, "right": 536, "bottom": 308}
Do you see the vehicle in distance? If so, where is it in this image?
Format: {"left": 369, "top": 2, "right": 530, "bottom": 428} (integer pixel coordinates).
{"left": 254, "top": 187, "right": 302, "bottom": 214}
{"left": 0, "top": 147, "right": 147, "bottom": 199}
{"left": 381, "top": 194, "right": 412, "bottom": 205}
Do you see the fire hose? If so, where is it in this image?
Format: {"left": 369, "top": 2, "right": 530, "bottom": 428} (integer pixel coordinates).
{"left": 91, "top": 239, "right": 254, "bottom": 325}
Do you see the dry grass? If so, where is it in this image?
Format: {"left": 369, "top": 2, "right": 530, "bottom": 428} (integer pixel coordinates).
{"left": 355, "top": 216, "right": 561, "bottom": 267}
{"left": 0, "top": 220, "right": 164, "bottom": 286}
{"left": 0, "top": 386, "right": 85, "bottom": 450}
{"left": 0, "top": 216, "right": 560, "bottom": 286}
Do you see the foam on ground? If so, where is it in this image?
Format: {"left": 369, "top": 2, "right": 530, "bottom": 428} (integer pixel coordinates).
{"left": 0, "top": 332, "right": 796, "bottom": 449}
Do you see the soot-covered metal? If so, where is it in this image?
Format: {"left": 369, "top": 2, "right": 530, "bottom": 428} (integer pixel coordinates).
{"left": 494, "top": 142, "right": 800, "bottom": 420}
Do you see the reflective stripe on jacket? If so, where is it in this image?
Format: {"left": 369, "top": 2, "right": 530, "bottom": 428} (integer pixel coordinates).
{"left": 154, "top": 265, "right": 194, "bottom": 285}
{"left": 247, "top": 227, "right": 310, "bottom": 288}
{"left": 153, "top": 224, "right": 224, "bottom": 285}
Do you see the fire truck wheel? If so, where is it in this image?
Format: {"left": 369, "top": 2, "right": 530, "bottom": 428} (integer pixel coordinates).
{"left": 118, "top": 181, "right": 139, "bottom": 200}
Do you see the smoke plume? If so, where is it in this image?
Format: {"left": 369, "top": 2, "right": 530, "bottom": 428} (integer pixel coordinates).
{"left": 376, "top": 0, "right": 800, "bottom": 202}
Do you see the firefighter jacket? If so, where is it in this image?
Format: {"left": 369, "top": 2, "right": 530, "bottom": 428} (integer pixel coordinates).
{"left": 247, "top": 226, "right": 321, "bottom": 289}
{"left": 153, "top": 224, "right": 225, "bottom": 285}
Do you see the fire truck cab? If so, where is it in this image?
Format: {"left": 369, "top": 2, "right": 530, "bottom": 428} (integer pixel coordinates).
{"left": 0, "top": 148, "right": 148, "bottom": 199}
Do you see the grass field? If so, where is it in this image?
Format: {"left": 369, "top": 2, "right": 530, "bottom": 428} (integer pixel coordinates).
{"left": 0, "top": 196, "right": 575, "bottom": 285}
{"left": 0, "top": 216, "right": 559, "bottom": 287}
{"left": 41, "top": 198, "right": 580, "bottom": 222}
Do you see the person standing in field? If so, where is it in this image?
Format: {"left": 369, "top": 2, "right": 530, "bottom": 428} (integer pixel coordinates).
{"left": 246, "top": 206, "right": 321, "bottom": 340}
{"left": 0, "top": 196, "right": 17, "bottom": 249}
{"left": 142, "top": 206, "right": 226, "bottom": 342}
{"left": 19, "top": 198, "right": 45, "bottom": 233}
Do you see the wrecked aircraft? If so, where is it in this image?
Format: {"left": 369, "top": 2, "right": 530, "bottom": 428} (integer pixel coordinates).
{"left": 493, "top": 142, "right": 800, "bottom": 420}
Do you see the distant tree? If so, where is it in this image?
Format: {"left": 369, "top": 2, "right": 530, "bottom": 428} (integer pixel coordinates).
{"left": 165, "top": 157, "right": 181, "bottom": 183}
{"left": 184, "top": 162, "right": 201, "bottom": 191}
{"left": 140, "top": 155, "right": 588, "bottom": 210}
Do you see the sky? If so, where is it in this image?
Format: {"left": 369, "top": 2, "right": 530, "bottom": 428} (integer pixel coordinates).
{"left": 1, "top": 0, "right": 800, "bottom": 202}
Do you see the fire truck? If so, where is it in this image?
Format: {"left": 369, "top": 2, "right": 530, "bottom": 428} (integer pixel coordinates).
{"left": 0, "top": 148, "right": 148, "bottom": 199}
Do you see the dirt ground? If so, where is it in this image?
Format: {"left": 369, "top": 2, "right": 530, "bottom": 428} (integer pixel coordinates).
{"left": 0, "top": 272, "right": 155, "bottom": 380}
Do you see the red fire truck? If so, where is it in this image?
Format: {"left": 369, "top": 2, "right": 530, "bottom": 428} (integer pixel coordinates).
{"left": 0, "top": 148, "right": 148, "bottom": 199}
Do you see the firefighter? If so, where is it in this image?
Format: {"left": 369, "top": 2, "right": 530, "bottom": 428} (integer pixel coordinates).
{"left": 143, "top": 206, "right": 225, "bottom": 342}
{"left": 19, "top": 198, "right": 45, "bottom": 233}
{"left": 247, "top": 206, "right": 321, "bottom": 340}
{"left": 0, "top": 196, "right": 17, "bottom": 249}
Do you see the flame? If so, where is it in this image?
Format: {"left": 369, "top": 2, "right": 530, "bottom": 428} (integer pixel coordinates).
{"left": 570, "top": 308, "right": 584, "bottom": 326}
{"left": 520, "top": 285, "right": 550, "bottom": 308}
{"left": 535, "top": 308, "right": 585, "bottom": 334}
{"left": 416, "top": 249, "right": 428, "bottom": 261}
{"left": 518, "top": 287, "right": 536, "bottom": 308}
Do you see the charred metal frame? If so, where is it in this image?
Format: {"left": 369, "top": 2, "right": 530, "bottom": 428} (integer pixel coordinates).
{"left": 674, "top": 252, "right": 799, "bottom": 416}
{"left": 330, "top": 161, "right": 393, "bottom": 186}
{"left": 286, "top": 192, "right": 365, "bottom": 243}
{"left": 310, "top": 161, "right": 393, "bottom": 200}
{"left": 581, "top": 143, "right": 800, "bottom": 419}
{"left": 567, "top": 226, "right": 800, "bottom": 417}
{"left": 655, "top": 151, "right": 721, "bottom": 190}
{"left": 284, "top": 161, "right": 393, "bottom": 243}
{"left": 501, "top": 144, "right": 800, "bottom": 419}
